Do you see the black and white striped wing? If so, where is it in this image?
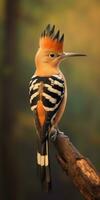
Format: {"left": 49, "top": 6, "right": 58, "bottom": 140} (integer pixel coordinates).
{"left": 29, "top": 75, "right": 65, "bottom": 114}
{"left": 29, "top": 75, "right": 40, "bottom": 111}
{"left": 42, "top": 75, "right": 65, "bottom": 112}
{"left": 29, "top": 74, "right": 65, "bottom": 139}
{"left": 43, "top": 75, "right": 65, "bottom": 131}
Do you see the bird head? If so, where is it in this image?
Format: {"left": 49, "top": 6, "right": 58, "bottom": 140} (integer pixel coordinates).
{"left": 35, "top": 24, "right": 86, "bottom": 73}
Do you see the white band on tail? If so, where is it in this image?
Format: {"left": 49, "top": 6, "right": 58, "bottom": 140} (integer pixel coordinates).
{"left": 37, "top": 152, "right": 41, "bottom": 165}
{"left": 45, "top": 155, "right": 48, "bottom": 167}
{"left": 37, "top": 152, "right": 48, "bottom": 166}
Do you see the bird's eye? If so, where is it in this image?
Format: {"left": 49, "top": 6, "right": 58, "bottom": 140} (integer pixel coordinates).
{"left": 49, "top": 53, "right": 57, "bottom": 58}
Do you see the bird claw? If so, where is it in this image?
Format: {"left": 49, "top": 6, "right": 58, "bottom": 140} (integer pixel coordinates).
{"left": 50, "top": 128, "right": 58, "bottom": 142}
{"left": 50, "top": 128, "right": 66, "bottom": 142}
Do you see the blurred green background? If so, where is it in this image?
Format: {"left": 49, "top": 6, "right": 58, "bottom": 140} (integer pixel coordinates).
{"left": 0, "top": 0, "right": 100, "bottom": 200}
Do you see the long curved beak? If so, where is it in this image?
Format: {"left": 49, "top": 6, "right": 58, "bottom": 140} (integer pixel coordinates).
{"left": 61, "top": 52, "right": 87, "bottom": 59}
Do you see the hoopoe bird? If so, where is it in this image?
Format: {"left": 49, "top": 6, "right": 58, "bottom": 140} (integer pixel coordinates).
{"left": 29, "top": 24, "right": 86, "bottom": 191}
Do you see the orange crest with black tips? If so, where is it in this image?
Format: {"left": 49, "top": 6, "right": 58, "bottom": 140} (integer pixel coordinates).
{"left": 39, "top": 24, "right": 64, "bottom": 53}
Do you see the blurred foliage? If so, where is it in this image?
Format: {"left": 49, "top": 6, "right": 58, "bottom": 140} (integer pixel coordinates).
{"left": 0, "top": 0, "right": 100, "bottom": 200}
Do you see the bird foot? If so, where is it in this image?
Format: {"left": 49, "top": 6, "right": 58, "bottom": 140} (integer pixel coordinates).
{"left": 50, "top": 128, "right": 67, "bottom": 142}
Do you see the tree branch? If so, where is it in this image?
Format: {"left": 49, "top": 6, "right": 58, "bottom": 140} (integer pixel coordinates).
{"left": 50, "top": 130, "right": 100, "bottom": 200}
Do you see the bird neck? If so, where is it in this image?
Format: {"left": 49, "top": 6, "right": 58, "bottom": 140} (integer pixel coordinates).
{"left": 34, "top": 63, "right": 61, "bottom": 77}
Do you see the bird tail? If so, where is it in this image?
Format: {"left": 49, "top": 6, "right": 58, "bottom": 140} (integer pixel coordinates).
{"left": 37, "top": 138, "right": 51, "bottom": 191}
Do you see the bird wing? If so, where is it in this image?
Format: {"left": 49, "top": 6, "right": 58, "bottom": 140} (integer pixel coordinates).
{"left": 29, "top": 74, "right": 65, "bottom": 140}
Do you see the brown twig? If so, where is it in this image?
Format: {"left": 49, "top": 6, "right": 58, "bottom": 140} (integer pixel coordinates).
{"left": 50, "top": 130, "right": 100, "bottom": 200}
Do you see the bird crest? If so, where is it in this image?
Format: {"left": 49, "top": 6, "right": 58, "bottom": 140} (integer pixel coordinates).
{"left": 39, "top": 24, "right": 64, "bottom": 53}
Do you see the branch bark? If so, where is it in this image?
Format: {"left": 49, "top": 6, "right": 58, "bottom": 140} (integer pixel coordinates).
{"left": 50, "top": 131, "right": 100, "bottom": 200}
